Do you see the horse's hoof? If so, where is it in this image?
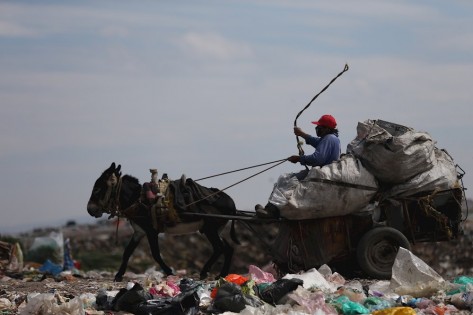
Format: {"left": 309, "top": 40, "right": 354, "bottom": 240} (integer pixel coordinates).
{"left": 200, "top": 272, "right": 208, "bottom": 280}
{"left": 114, "top": 275, "right": 123, "bottom": 282}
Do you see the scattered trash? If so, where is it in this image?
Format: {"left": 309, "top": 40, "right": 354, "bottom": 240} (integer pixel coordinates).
{"left": 0, "top": 241, "right": 23, "bottom": 273}
{"left": 2, "top": 246, "right": 473, "bottom": 314}
{"left": 18, "top": 293, "right": 84, "bottom": 315}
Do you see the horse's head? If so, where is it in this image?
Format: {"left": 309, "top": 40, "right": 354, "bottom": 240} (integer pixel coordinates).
{"left": 87, "top": 162, "right": 122, "bottom": 218}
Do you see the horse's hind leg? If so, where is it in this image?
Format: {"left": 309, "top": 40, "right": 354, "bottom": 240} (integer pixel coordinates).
{"left": 201, "top": 226, "right": 226, "bottom": 280}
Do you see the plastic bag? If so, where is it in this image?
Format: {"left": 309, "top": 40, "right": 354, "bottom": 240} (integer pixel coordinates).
{"left": 0, "top": 297, "right": 12, "bottom": 310}
{"left": 390, "top": 247, "right": 445, "bottom": 298}
{"left": 150, "top": 280, "right": 181, "bottom": 297}
{"left": 449, "top": 292, "right": 473, "bottom": 310}
{"left": 363, "top": 296, "right": 394, "bottom": 312}
{"left": 371, "top": 307, "right": 416, "bottom": 315}
{"left": 332, "top": 295, "right": 369, "bottom": 315}
{"left": 248, "top": 265, "right": 276, "bottom": 284}
{"left": 268, "top": 173, "right": 300, "bottom": 208}
{"left": 38, "top": 259, "right": 63, "bottom": 276}
{"left": 258, "top": 278, "right": 303, "bottom": 304}
{"left": 225, "top": 274, "right": 249, "bottom": 286}
{"left": 112, "top": 283, "right": 153, "bottom": 313}
{"left": 283, "top": 268, "right": 336, "bottom": 292}
{"left": 135, "top": 287, "right": 201, "bottom": 315}
{"left": 29, "top": 231, "right": 64, "bottom": 265}
{"left": 286, "top": 286, "right": 338, "bottom": 314}
{"left": 95, "top": 289, "right": 118, "bottom": 310}
{"left": 19, "top": 293, "right": 84, "bottom": 315}
{"left": 212, "top": 282, "right": 262, "bottom": 313}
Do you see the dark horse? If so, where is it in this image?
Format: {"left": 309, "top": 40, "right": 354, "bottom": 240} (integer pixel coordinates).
{"left": 87, "top": 163, "right": 239, "bottom": 281}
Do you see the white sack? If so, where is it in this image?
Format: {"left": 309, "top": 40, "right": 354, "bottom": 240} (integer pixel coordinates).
{"left": 274, "top": 155, "right": 378, "bottom": 220}
{"left": 347, "top": 120, "right": 436, "bottom": 184}
{"left": 386, "top": 148, "right": 459, "bottom": 197}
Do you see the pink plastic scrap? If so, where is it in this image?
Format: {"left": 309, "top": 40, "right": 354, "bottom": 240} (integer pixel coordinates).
{"left": 287, "top": 286, "right": 338, "bottom": 315}
{"left": 248, "top": 265, "right": 276, "bottom": 284}
{"left": 150, "top": 280, "right": 181, "bottom": 297}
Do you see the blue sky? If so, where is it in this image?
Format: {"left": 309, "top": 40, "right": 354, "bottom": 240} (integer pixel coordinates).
{"left": 1, "top": 0, "right": 472, "bottom": 233}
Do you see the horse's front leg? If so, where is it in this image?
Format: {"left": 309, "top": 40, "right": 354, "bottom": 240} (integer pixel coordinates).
{"left": 115, "top": 227, "right": 145, "bottom": 282}
{"left": 146, "top": 229, "right": 174, "bottom": 276}
{"left": 201, "top": 226, "right": 225, "bottom": 280}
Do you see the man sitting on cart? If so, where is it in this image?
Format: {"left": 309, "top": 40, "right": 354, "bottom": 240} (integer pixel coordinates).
{"left": 256, "top": 114, "right": 341, "bottom": 217}
{"left": 288, "top": 114, "right": 341, "bottom": 170}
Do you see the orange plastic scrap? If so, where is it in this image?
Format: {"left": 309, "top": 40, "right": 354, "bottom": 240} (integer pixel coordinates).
{"left": 372, "top": 307, "right": 416, "bottom": 315}
{"left": 211, "top": 287, "right": 218, "bottom": 299}
{"left": 211, "top": 274, "right": 250, "bottom": 299}
{"left": 224, "top": 274, "right": 249, "bottom": 286}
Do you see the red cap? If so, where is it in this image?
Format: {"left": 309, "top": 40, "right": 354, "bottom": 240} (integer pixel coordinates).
{"left": 311, "top": 114, "right": 337, "bottom": 129}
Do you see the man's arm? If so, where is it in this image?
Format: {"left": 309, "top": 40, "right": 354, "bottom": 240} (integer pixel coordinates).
{"left": 299, "top": 136, "right": 335, "bottom": 166}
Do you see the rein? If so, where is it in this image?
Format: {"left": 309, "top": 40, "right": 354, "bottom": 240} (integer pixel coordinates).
{"left": 184, "top": 158, "right": 287, "bottom": 209}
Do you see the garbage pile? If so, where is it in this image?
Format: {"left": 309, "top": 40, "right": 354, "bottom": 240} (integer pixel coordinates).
{"left": 1, "top": 247, "right": 473, "bottom": 314}
{"left": 269, "top": 119, "right": 461, "bottom": 219}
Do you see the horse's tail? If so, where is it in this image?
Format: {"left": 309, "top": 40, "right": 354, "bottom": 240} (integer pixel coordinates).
{"left": 230, "top": 219, "right": 240, "bottom": 245}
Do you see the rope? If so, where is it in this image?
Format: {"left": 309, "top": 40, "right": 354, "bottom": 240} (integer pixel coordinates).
{"left": 184, "top": 158, "right": 288, "bottom": 208}
{"left": 195, "top": 158, "right": 288, "bottom": 181}
{"left": 294, "top": 64, "right": 349, "bottom": 156}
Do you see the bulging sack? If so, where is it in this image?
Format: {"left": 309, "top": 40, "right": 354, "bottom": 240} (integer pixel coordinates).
{"left": 273, "top": 155, "right": 378, "bottom": 220}
{"left": 347, "top": 120, "right": 436, "bottom": 185}
{"left": 385, "top": 148, "right": 459, "bottom": 198}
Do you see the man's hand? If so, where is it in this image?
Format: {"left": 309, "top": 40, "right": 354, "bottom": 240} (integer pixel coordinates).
{"left": 288, "top": 155, "right": 301, "bottom": 163}
{"left": 293, "top": 127, "right": 307, "bottom": 138}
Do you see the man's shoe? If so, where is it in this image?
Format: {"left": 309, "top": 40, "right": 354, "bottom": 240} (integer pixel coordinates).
{"left": 255, "top": 203, "right": 279, "bottom": 218}
{"left": 265, "top": 203, "right": 280, "bottom": 218}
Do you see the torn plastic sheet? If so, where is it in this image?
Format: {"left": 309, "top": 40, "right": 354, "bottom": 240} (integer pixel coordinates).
{"left": 286, "top": 286, "right": 338, "bottom": 314}
{"left": 390, "top": 247, "right": 445, "bottom": 298}
{"left": 283, "top": 268, "right": 337, "bottom": 293}
{"left": 270, "top": 155, "right": 378, "bottom": 220}
{"left": 18, "top": 293, "right": 84, "bottom": 315}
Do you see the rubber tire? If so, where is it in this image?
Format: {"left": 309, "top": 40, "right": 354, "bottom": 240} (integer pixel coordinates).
{"left": 356, "top": 227, "right": 411, "bottom": 279}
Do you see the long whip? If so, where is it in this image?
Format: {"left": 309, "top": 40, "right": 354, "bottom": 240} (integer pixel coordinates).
{"left": 294, "top": 64, "right": 349, "bottom": 156}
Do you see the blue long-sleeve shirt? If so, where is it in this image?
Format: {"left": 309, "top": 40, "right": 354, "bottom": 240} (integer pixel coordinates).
{"left": 299, "top": 134, "right": 341, "bottom": 167}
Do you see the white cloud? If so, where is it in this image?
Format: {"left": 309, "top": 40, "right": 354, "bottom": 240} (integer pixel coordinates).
{"left": 0, "top": 20, "right": 37, "bottom": 37}
{"left": 99, "top": 25, "right": 130, "bottom": 38}
{"left": 179, "top": 32, "right": 253, "bottom": 60}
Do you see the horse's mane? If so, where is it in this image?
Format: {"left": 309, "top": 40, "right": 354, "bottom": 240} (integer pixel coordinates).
{"left": 123, "top": 174, "right": 140, "bottom": 186}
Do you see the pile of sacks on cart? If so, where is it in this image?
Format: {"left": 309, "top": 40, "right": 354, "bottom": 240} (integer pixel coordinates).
{"left": 3, "top": 248, "right": 473, "bottom": 314}
{"left": 269, "top": 119, "right": 462, "bottom": 220}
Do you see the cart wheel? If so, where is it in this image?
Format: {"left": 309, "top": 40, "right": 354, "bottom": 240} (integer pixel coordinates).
{"left": 356, "top": 227, "right": 411, "bottom": 279}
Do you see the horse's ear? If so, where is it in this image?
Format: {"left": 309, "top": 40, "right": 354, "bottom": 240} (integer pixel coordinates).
{"left": 110, "top": 162, "right": 116, "bottom": 170}
{"left": 116, "top": 164, "right": 121, "bottom": 173}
